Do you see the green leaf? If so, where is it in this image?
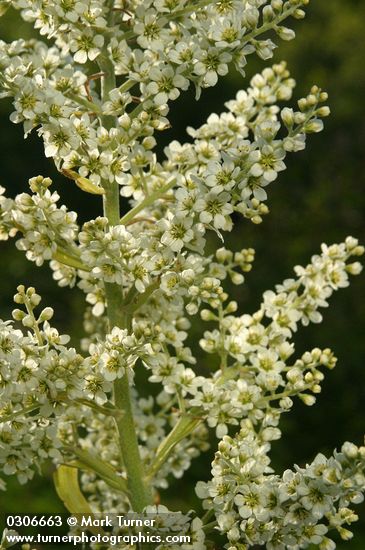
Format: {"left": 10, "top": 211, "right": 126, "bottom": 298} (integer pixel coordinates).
{"left": 0, "top": 2, "right": 10, "bottom": 17}
{"left": 53, "top": 465, "right": 104, "bottom": 535}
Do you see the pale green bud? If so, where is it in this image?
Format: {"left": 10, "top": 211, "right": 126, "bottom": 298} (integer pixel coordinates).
{"left": 29, "top": 293, "right": 42, "bottom": 307}
{"left": 305, "top": 119, "right": 324, "bottom": 133}
{"left": 216, "top": 247, "right": 232, "bottom": 263}
{"left": 12, "top": 309, "right": 26, "bottom": 321}
{"left": 316, "top": 106, "right": 330, "bottom": 117}
{"left": 181, "top": 269, "right": 195, "bottom": 284}
{"left": 244, "top": 8, "right": 259, "bottom": 28}
{"left": 281, "top": 107, "right": 294, "bottom": 126}
{"left": 22, "top": 315, "right": 34, "bottom": 328}
{"left": 306, "top": 93, "right": 318, "bottom": 106}
{"left": 201, "top": 309, "right": 216, "bottom": 321}
{"left": 231, "top": 272, "right": 244, "bottom": 285}
{"left": 346, "top": 262, "right": 362, "bottom": 275}
{"left": 293, "top": 8, "right": 306, "bottom": 19}
{"left": 29, "top": 175, "right": 52, "bottom": 193}
{"left": 14, "top": 293, "right": 25, "bottom": 304}
{"left": 354, "top": 245, "right": 364, "bottom": 256}
{"left": 294, "top": 112, "right": 306, "bottom": 124}
{"left": 142, "top": 136, "right": 156, "bottom": 149}
{"left": 276, "top": 26, "right": 295, "bottom": 41}
{"left": 319, "top": 537, "right": 336, "bottom": 550}
{"left": 261, "top": 427, "right": 281, "bottom": 441}
{"left": 271, "top": 0, "right": 283, "bottom": 11}
{"left": 263, "top": 6, "right": 275, "bottom": 23}
{"left": 119, "top": 114, "right": 131, "bottom": 129}
{"left": 342, "top": 442, "right": 358, "bottom": 459}
{"left": 279, "top": 396, "right": 293, "bottom": 409}
{"left": 304, "top": 372, "right": 313, "bottom": 383}
{"left": 39, "top": 307, "right": 54, "bottom": 321}
{"left": 311, "top": 348, "right": 322, "bottom": 361}
{"left": 225, "top": 301, "right": 238, "bottom": 313}
{"left": 338, "top": 528, "right": 354, "bottom": 541}
{"left": 186, "top": 302, "right": 198, "bottom": 315}
{"left": 298, "top": 98, "right": 308, "bottom": 111}
{"left": 299, "top": 393, "right": 316, "bottom": 406}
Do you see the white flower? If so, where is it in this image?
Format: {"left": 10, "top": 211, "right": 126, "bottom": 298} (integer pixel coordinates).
{"left": 146, "top": 65, "right": 189, "bottom": 105}
{"left": 195, "top": 191, "right": 233, "bottom": 229}
{"left": 194, "top": 48, "right": 232, "bottom": 87}
{"left": 160, "top": 214, "right": 194, "bottom": 251}
{"left": 70, "top": 32, "right": 104, "bottom": 64}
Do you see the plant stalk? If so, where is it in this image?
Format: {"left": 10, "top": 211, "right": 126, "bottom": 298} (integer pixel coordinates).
{"left": 98, "top": 53, "right": 152, "bottom": 512}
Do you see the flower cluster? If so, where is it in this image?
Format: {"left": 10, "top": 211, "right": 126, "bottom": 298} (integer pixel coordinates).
{"left": 0, "top": 1, "right": 364, "bottom": 549}
{"left": 0, "top": 1, "right": 311, "bottom": 197}
{"left": 143, "top": 238, "right": 363, "bottom": 440}
{"left": 0, "top": 287, "right": 82, "bottom": 483}
{"left": 197, "top": 424, "right": 365, "bottom": 550}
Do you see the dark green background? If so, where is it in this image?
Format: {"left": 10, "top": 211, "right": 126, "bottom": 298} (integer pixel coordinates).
{"left": 0, "top": 1, "right": 364, "bottom": 548}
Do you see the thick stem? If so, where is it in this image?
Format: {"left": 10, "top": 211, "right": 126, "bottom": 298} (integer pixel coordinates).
{"left": 98, "top": 53, "right": 152, "bottom": 512}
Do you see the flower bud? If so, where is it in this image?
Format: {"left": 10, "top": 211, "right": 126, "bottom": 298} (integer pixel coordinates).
{"left": 299, "top": 393, "right": 316, "bottom": 406}
{"left": 298, "top": 98, "right": 308, "bottom": 111}
{"left": 216, "top": 247, "right": 232, "bottom": 263}
{"left": 293, "top": 8, "right": 306, "bottom": 19}
{"left": 244, "top": 8, "right": 259, "bottom": 28}
{"left": 231, "top": 272, "right": 244, "bottom": 285}
{"left": 29, "top": 293, "right": 42, "bottom": 307}
{"left": 225, "top": 301, "right": 238, "bottom": 313}
{"left": 281, "top": 107, "right": 294, "bottom": 126}
{"left": 22, "top": 314, "right": 34, "bottom": 328}
{"left": 304, "top": 119, "right": 324, "bottom": 133}
{"left": 271, "top": 0, "right": 283, "bottom": 11}
{"left": 316, "top": 106, "right": 330, "bottom": 117}
{"left": 39, "top": 307, "right": 54, "bottom": 322}
{"left": 276, "top": 26, "right": 295, "bottom": 41}
{"left": 201, "top": 309, "right": 216, "bottom": 321}
{"left": 342, "top": 442, "right": 358, "bottom": 459}
{"left": 263, "top": 6, "right": 275, "bottom": 23}
{"left": 12, "top": 308, "right": 25, "bottom": 321}
{"left": 346, "top": 262, "right": 362, "bottom": 275}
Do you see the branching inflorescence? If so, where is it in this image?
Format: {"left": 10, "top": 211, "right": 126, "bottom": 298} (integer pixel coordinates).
{"left": 0, "top": 1, "right": 364, "bottom": 549}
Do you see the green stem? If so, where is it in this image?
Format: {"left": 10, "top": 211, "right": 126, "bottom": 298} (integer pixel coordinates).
{"left": 245, "top": 4, "right": 301, "bottom": 41}
{"left": 0, "top": 404, "right": 40, "bottom": 423}
{"left": 119, "top": 79, "right": 137, "bottom": 94}
{"left": 259, "top": 383, "right": 314, "bottom": 405}
{"left": 124, "top": 280, "right": 160, "bottom": 313}
{"left": 23, "top": 296, "right": 44, "bottom": 346}
{"left": 201, "top": 508, "right": 215, "bottom": 524}
{"left": 66, "top": 92, "right": 102, "bottom": 115}
{"left": 53, "top": 248, "right": 90, "bottom": 271}
{"left": 70, "top": 448, "right": 129, "bottom": 495}
{"left": 75, "top": 398, "right": 121, "bottom": 417}
{"left": 120, "top": 179, "right": 176, "bottom": 226}
{"left": 97, "top": 53, "right": 152, "bottom": 512}
{"left": 202, "top": 520, "right": 218, "bottom": 533}
{"left": 148, "top": 412, "right": 203, "bottom": 479}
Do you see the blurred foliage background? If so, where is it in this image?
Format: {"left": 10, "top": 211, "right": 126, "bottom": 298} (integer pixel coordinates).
{"left": 0, "top": 0, "right": 364, "bottom": 547}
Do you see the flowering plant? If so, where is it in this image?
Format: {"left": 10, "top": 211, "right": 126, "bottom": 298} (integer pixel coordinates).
{"left": 0, "top": 0, "right": 364, "bottom": 549}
